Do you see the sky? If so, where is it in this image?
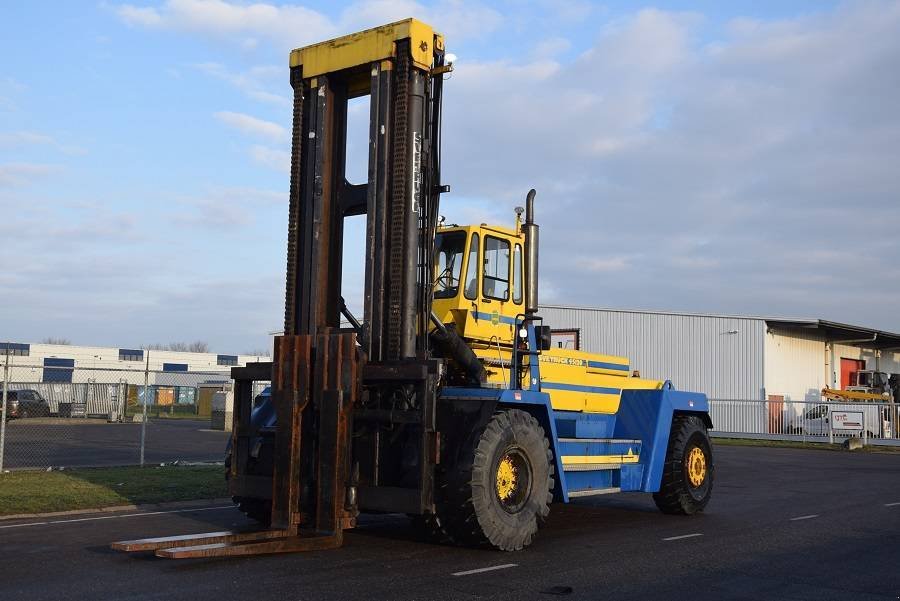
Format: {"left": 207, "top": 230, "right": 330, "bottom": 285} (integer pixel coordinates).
{"left": 1, "top": 0, "right": 899, "bottom": 353}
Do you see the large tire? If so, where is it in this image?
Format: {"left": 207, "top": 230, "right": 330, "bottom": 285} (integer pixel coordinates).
{"left": 653, "top": 415, "right": 714, "bottom": 515}
{"left": 224, "top": 450, "right": 272, "bottom": 526}
{"left": 233, "top": 496, "right": 272, "bottom": 526}
{"left": 437, "top": 409, "right": 554, "bottom": 551}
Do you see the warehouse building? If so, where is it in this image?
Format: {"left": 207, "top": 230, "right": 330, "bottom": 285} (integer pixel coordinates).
{"left": 0, "top": 342, "right": 268, "bottom": 387}
{"left": 0, "top": 342, "right": 270, "bottom": 418}
{"left": 539, "top": 305, "right": 900, "bottom": 402}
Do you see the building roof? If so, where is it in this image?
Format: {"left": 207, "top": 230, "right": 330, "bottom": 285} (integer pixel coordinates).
{"left": 540, "top": 304, "right": 900, "bottom": 351}
{"left": 764, "top": 319, "right": 900, "bottom": 351}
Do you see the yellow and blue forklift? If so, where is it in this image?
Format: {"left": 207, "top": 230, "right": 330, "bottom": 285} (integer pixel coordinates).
{"left": 114, "top": 18, "right": 713, "bottom": 557}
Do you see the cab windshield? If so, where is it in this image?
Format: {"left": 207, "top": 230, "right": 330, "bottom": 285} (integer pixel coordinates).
{"left": 433, "top": 231, "right": 466, "bottom": 299}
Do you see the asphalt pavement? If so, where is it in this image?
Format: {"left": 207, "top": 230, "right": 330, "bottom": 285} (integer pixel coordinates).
{"left": 1, "top": 418, "right": 230, "bottom": 468}
{"left": 1, "top": 444, "right": 898, "bottom": 601}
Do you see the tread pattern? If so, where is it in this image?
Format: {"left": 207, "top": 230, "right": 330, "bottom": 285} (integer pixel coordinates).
{"left": 653, "top": 415, "right": 714, "bottom": 515}
{"left": 434, "top": 409, "right": 554, "bottom": 551}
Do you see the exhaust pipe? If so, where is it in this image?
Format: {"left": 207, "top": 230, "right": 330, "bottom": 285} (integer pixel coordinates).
{"left": 524, "top": 189, "right": 539, "bottom": 315}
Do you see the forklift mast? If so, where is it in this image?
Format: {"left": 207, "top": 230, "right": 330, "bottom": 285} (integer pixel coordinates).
{"left": 238, "top": 19, "right": 447, "bottom": 545}
{"left": 283, "top": 19, "right": 445, "bottom": 358}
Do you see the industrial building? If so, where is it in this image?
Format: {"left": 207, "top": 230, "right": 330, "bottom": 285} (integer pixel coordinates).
{"left": 0, "top": 342, "right": 269, "bottom": 418}
{"left": 540, "top": 305, "right": 900, "bottom": 402}
{"left": 0, "top": 341, "right": 267, "bottom": 387}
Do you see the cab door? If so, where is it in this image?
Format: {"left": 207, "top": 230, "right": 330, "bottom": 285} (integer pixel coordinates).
{"left": 480, "top": 235, "right": 512, "bottom": 334}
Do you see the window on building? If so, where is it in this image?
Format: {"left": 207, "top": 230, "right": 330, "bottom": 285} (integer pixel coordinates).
{"left": 2, "top": 343, "right": 30, "bottom": 356}
{"left": 482, "top": 236, "right": 510, "bottom": 301}
{"left": 464, "top": 233, "right": 480, "bottom": 300}
{"left": 217, "top": 354, "right": 238, "bottom": 366}
{"left": 119, "top": 348, "right": 144, "bottom": 362}
{"left": 550, "top": 329, "right": 580, "bottom": 350}
{"left": 43, "top": 358, "right": 74, "bottom": 383}
{"left": 163, "top": 363, "right": 188, "bottom": 372}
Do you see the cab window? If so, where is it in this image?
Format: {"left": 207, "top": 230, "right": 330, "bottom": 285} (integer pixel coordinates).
{"left": 464, "top": 233, "right": 479, "bottom": 300}
{"left": 433, "top": 231, "right": 466, "bottom": 299}
{"left": 483, "top": 236, "right": 510, "bottom": 301}
{"left": 513, "top": 244, "right": 523, "bottom": 304}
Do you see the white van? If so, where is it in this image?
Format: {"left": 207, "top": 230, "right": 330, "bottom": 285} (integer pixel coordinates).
{"left": 801, "top": 402, "right": 893, "bottom": 438}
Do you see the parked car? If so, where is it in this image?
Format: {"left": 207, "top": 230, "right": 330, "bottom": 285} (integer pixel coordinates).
{"left": 2, "top": 389, "right": 52, "bottom": 419}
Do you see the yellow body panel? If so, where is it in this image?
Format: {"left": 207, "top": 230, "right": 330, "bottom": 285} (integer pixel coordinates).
{"left": 290, "top": 18, "right": 442, "bottom": 75}
{"left": 538, "top": 348, "right": 663, "bottom": 413}
{"left": 432, "top": 224, "right": 525, "bottom": 345}
{"left": 560, "top": 453, "right": 640, "bottom": 466}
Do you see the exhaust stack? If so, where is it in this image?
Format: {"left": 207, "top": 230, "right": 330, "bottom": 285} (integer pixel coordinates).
{"left": 524, "top": 189, "right": 539, "bottom": 315}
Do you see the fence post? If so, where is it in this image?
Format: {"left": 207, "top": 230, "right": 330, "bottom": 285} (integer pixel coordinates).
{"left": 0, "top": 346, "right": 9, "bottom": 472}
{"left": 119, "top": 379, "right": 127, "bottom": 422}
{"left": 140, "top": 352, "right": 149, "bottom": 466}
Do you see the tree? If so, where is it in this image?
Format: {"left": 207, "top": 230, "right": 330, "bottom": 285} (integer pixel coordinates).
{"left": 42, "top": 337, "right": 72, "bottom": 345}
{"left": 143, "top": 341, "right": 211, "bottom": 353}
{"left": 187, "top": 341, "right": 209, "bottom": 353}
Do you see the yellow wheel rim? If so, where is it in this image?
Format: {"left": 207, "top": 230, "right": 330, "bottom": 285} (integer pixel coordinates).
{"left": 687, "top": 446, "right": 706, "bottom": 487}
{"left": 496, "top": 454, "right": 518, "bottom": 501}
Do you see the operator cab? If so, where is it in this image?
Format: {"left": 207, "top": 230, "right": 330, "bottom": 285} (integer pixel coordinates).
{"left": 432, "top": 219, "right": 525, "bottom": 347}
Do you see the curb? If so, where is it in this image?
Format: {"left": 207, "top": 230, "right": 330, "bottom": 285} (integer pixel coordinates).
{"left": 0, "top": 497, "right": 234, "bottom": 522}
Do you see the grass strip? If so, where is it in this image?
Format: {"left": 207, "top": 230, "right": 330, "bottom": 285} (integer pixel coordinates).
{"left": 0, "top": 465, "right": 227, "bottom": 516}
{"left": 712, "top": 436, "right": 900, "bottom": 453}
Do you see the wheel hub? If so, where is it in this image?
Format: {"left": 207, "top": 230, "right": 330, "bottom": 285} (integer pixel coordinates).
{"left": 686, "top": 446, "right": 706, "bottom": 487}
{"left": 496, "top": 455, "right": 518, "bottom": 501}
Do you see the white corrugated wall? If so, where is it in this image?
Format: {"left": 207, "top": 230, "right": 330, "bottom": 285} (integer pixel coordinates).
{"left": 539, "top": 306, "right": 766, "bottom": 400}
{"left": 764, "top": 329, "right": 828, "bottom": 402}
{"left": 764, "top": 330, "right": 900, "bottom": 400}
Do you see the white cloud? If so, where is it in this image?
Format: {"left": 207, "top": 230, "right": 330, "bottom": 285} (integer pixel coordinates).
{"left": 437, "top": 2, "right": 900, "bottom": 329}
{"left": 249, "top": 144, "right": 290, "bottom": 172}
{"left": 0, "top": 130, "right": 87, "bottom": 155}
{"left": 170, "top": 186, "right": 285, "bottom": 228}
{"left": 117, "top": 4, "right": 163, "bottom": 26}
{"left": 214, "top": 110, "right": 287, "bottom": 140}
{"left": 0, "top": 162, "right": 58, "bottom": 187}
{"left": 576, "top": 256, "right": 632, "bottom": 273}
{"left": 533, "top": 37, "right": 571, "bottom": 59}
{"left": 113, "top": 0, "right": 503, "bottom": 48}
{"left": 194, "top": 62, "right": 289, "bottom": 106}
{"left": 0, "top": 131, "right": 54, "bottom": 146}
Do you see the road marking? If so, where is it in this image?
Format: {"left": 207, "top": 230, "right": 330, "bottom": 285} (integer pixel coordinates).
{"left": 885, "top": 502, "right": 900, "bottom": 507}
{"left": 0, "top": 505, "right": 234, "bottom": 530}
{"left": 452, "top": 563, "right": 518, "bottom": 577}
{"left": 789, "top": 514, "right": 819, "bottom": 521}
{"left": 662, "top": 533, "right": 703, "bottom": 541}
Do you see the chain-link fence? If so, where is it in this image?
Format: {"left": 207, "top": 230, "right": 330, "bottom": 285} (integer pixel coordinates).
{"left": 0, "top": 360, "right": 269, "bottom": 470}
{"left": 709, "top": 398, "right": 900, "bottom": 446}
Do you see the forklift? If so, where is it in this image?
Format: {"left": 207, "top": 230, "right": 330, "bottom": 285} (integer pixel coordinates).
{"left": 113, "top": 18, "right": 714, "bottom": 558}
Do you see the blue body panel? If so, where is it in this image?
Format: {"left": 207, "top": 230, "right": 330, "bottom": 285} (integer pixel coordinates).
{"left": 614, "top": 386, "right": 709, "bottom": 492}
{"left": 554, "top": 411, "right": 616, "bottom": 438}
{"left": 441, "top": 382, "right": 709, "bottom": 500}
{"left": 442, "top": 322, "right": 709, "bottom": 502}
